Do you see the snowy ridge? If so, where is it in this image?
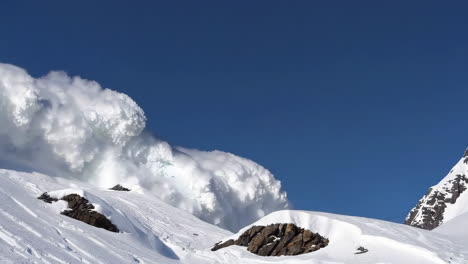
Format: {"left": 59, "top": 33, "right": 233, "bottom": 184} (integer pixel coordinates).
{"left": 216, "top": 210, "right": 466, "bottom": 264}
{"left": 406, "top": 150, "right": 468, "bottom": 230}
{"left": 0, "top": 169, "right": 466, "bottom": 263}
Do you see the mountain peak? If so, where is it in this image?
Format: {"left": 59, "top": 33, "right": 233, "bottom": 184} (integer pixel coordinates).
{"left": 463, "top": 148, "right": 468, "bottom": 158}
{"left": 405, "top": 149, "right": 468, "bottom": 230}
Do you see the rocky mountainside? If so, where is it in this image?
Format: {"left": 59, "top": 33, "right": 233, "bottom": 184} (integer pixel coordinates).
{"left": 405, "top": 149, "right": 468, "bottom": 230}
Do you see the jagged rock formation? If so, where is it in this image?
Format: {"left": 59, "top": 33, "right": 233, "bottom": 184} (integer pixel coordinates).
{"left": 405, "top": 174, "right": 468, "bottom": 229}
{"left": 212, "top": 223, "right": 328, "bottom": 256}
{"left": 38, "top": 192, "right": 119, "bottom": 232}
{"left": 110, "top": 184, "right": 130, "bottom": 191}
{"left": 405, "top": 149, "right": 468, "bottom": 230}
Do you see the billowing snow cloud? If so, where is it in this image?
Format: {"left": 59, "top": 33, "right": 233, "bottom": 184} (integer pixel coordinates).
{"left": 0, "top": 63, "right": 288, "bottom": 231}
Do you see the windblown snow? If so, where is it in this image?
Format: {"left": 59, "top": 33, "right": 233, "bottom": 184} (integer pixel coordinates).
{"left": 0, "top": 63, "right": 287, "bottom": 231}
{"left": 0, "top": 169, "right": 465, "bottom": 264}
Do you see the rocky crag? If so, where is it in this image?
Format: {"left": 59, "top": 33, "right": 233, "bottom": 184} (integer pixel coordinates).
{"left": 406, "top": 149, "right": 468, "bottom": 230}
{"left": 38, "top": 192, "right": 119, "bottom": 232}
{"left": 212, "top": 223, "right": 328, "bottom": 256}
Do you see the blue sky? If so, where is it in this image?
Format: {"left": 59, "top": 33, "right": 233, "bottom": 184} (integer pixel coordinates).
{"left": 1, "top": 1, "right": 467, "bottom": 222}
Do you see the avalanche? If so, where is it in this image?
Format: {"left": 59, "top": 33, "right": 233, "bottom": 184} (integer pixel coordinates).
{"left": 0, "top": 63, "right": 287, "bottom": 231}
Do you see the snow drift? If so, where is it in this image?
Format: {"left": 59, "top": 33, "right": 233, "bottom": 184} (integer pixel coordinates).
{"left": 0, "top": 63, "right": 288, "bottom": 231}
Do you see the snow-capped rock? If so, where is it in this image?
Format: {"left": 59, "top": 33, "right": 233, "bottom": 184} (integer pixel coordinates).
{"left": 211, "top": 223, "right": 329, "bottom": 256}
{"left": 406, "top": 149, "right": 468, "bottom": 230}
{"left": 212, "top": 210, "right": 465, "bottom": 263}
{"left": 38, "top": 192, "right": 119, "bottom": 232}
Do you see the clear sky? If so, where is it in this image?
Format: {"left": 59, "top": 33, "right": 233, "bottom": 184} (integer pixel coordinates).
{"left": 1, "top": 1, "right": 467, "bottom": 222}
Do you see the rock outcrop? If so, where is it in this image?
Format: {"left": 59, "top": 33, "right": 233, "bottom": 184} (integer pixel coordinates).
{"left": 212, "top": 223, "right": 328, "bottom": 256}
{"left": 37, "top": 192, "right": 59, "bottom": 203}
{"left": 110, "top": 184, "right": 130, "bottom": 191}
{"left": 405, "top": 149, "right": 468, "bottom": 230}
{"left": 355, "top": 246, "right": 369, "bottom": 254}
{"left": 38, "top": 192, "right": 119, "bottom": 232}
{"left": 405, "top": 174, "right": 468, "bottom": 230}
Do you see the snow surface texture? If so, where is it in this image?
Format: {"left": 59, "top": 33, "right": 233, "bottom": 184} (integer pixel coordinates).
{"left": 435, "top": 211, "right": 468, "bottom": 239}
{"left": 406, "top": 150, "right": 468, "bottom": 229}
{"left": 0, "top": 63, "right": 287, "bottom": 231}
{"left": 0, "top": 169, "right": 466, "bottom": 264}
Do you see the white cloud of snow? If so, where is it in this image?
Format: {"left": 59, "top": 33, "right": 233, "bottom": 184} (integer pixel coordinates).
{"left": 0, "top": 63, "right": 288, "bottom": 231}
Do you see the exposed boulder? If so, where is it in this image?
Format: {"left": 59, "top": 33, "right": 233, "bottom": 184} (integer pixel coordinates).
{"left": 212, "top": 223, "right": 328, "bottom": 256}
{"left": 110, "top": 184, "right": 130, "bottom": 191}
{"left": 37, "top": 192, "right": 58, "bottom": 203}
{"left": 38, "top": 192, "right": 119, "bottom": 232}
{"left": 355, "top": 246, "right": 369, "bottom": 254}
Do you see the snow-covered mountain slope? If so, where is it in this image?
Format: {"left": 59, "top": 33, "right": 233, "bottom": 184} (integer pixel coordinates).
{"left": 0, "top": 168, "right": 231, "bottom": 264}
{"left": 434, "top": 211, "right": 468, "bottom": 239}
{"left": 406, "top": 149, "right": 468, "bottom": 230}
{"left": 0, "top": 169, "right": 465, "bottom": 264}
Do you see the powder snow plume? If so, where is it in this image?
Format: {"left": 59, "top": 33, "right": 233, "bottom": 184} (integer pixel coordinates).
{"left": 0, "top": 63, "right": 288, "bottom": 231}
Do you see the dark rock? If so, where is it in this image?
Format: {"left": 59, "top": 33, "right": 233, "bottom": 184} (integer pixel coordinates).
{"left": 236, "top": 225, "right": 263, "bottom": 246}
{"left": 270, "top": 223, "right": 298, "bottom": 256}
{"left": 60, "top": 194, "right": 119, "bottom": 232}
{"left": 110, "top": 184, "right": 130, "bottom": 192}
{"left": 277, "top": 224, "right": 286, "bottom": 237}
{"left": 247, "top": 224, "right": 279, "bottom": 253}
{"left": 355, "top": 246, "right": 368, "bottom": 254}
{"left": 211, "top": 239, "right": 235, "bottom": 251}
{"left": 257, "top": 240, "right": 279, "bottom": 256}
{"left": 37, "top": 192, "right": 58, "bottom": 203}
{"left": 302, "top": 229, "right": 313, "bottom": 243}
{"left": 212, "top": 223, "right": 328, "bottom": 257}
{"left": 38, "top": 193, "right": 119, "bottom": 232}
{"left": 285, "top": 233, "right": 304, "bottom": 255}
